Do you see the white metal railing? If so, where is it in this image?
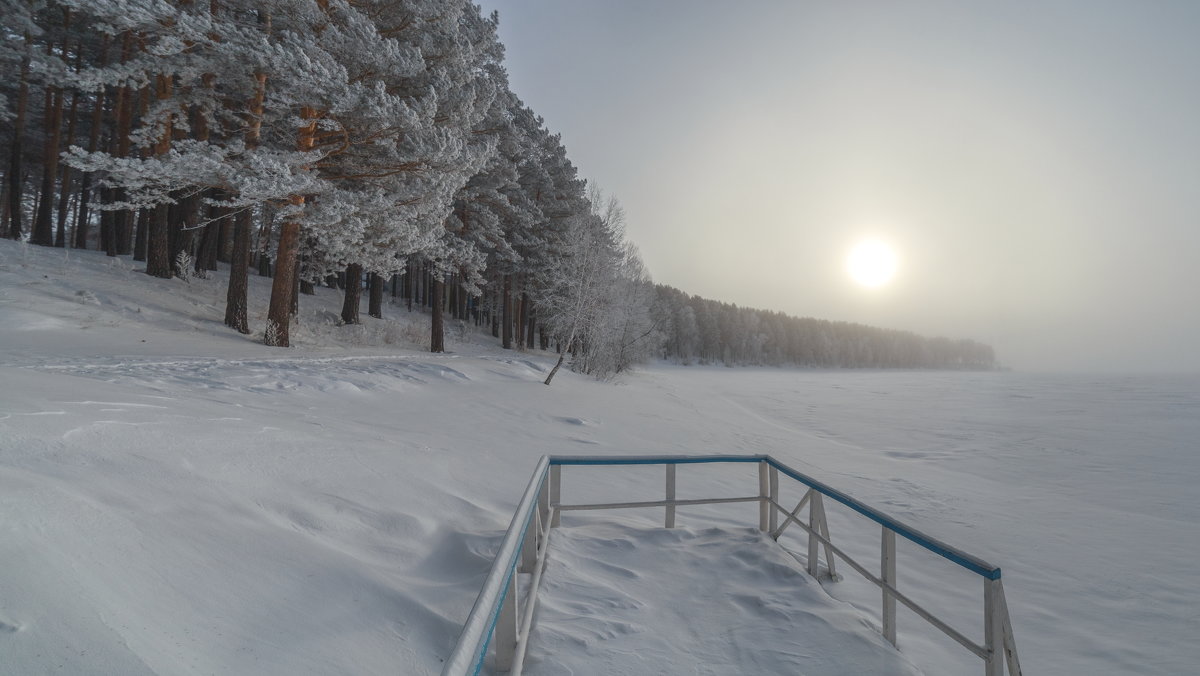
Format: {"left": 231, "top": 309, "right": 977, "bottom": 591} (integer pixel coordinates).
{"left": 440, "top": 454, "right": 1022, "bottom": 676}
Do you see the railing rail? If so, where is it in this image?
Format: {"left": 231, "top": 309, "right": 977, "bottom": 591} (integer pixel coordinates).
{"left": 441, "top": 456, "right": 550, "bottom": 676}
{"left": 441, "top": 454, "right": 1021, "bottom": 676}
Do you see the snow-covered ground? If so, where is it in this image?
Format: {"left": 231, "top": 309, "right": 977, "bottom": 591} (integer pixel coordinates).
{"left": 1, "top": 238, "right": 1197, "bottom": 675}
{"left": 529, "top": 523, "right": 922, "bottom": 676}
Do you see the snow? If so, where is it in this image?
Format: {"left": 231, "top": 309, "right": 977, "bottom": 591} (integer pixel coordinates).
{"left": 530, "top": 522, "right": 923, "bottom": 676}
{"left": 2, "top": 238, "right": 1198, "bottom": 675}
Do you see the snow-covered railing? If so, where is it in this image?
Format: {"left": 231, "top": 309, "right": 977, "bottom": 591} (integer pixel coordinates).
{"left": 441, "top": 454, "right": 1021, "bottom": 676}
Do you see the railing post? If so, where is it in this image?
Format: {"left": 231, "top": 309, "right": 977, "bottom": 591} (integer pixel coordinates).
{"left": 882, "top": 527, "right": 897, "bottom": 647}
{"left": 806, "top": 490, "right": 820, "bottom": 577}
{"left": 549, "top": 464, "right": 561, "bottom": 528}
{"left": 768, "top": 465, "right": 779, "bottom": 536}
{"left": 538, "top": 467, "right": 550, "bottom": 526}
{"left": 997, "top": 578, "right": 1023, "bottom": 676}
{"left": 665, "top": 463, "right": 676, "bottom": 528}
{"left": 817, "top": 495, "right": 836, "bottom": 579}
{"left": 758, "top": 461, "right": 769, "bottom": 531}
{"left": 985, "top": 577, "right": 1004, "bottom": 676}
{"left": 520, "top": 509, "right": 538, "bottom": 574}
{"left": 495, "top": 567, "right": 518, "bottom": 671}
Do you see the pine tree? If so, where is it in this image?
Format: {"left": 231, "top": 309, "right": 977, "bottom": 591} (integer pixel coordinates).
{"left": 4, "top": 28, "right": 33, "bottom": 241}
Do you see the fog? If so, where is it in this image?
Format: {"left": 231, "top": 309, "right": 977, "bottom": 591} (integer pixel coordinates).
{"left": 478, "top": 0, "right": 1200, "bottom": 372}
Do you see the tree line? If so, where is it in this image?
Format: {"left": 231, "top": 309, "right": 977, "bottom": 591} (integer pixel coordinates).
{"left": 653, "top": 286, "right": 996, "bottom": 369}
{"left": 1, "top": 0, "right": 995, "bottom": 378}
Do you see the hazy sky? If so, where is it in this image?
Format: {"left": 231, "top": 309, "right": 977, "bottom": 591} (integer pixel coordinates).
{"left": 477, "top": 1, "right": 1200, "bottom": 372}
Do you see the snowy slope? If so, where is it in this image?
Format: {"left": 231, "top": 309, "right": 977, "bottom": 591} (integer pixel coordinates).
{"left": 2, "top": 238, "right": 1198, "bottom": 675}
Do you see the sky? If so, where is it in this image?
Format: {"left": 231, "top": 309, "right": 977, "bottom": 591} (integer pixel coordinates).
{"left": 476, "top": 0, "right": 1200, "bottom": 372}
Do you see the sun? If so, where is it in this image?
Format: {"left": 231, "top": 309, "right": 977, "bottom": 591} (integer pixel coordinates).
{"left": 846, "top": 239, "right": 899, "bottom": 288}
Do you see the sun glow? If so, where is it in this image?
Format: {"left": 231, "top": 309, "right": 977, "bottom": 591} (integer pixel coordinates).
{"left": 846, "top": 239, "right": 899, "bottom": 288}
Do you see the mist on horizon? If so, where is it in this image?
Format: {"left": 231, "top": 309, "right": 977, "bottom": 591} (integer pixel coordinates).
{"left": 479, "top": 0, "right": 1200, "bottom": 373}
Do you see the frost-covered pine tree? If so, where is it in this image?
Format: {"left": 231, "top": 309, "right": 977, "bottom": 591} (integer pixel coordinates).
{"left": 60, "top": 1, "right": 325, "bottom": 283}
{"left": 425, "top": 10, "right": 539, "bottom": 352}
{"left": 2, "top": 0, "right": 48, "bottom": 242}
{"left": 488, "top": 109, "right": 589, "bottom": 352}
{"left": 282, "top": 0, "right": 498, "bottom": 342}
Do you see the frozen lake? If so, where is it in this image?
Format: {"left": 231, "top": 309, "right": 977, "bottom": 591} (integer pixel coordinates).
{"left": 632, "top": 368, "right": 1200, "bottom": 676}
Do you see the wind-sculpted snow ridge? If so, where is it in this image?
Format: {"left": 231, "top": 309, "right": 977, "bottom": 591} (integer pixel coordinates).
{"left": 30, "top": 355, "right": 475, "bottom": 395}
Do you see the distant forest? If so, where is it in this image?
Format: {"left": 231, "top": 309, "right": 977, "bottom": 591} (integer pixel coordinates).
{"left": 654, "top": 286, "right": 994, "bottom": 369}
{"left": 1, "top": 1, "right": 995, "bottom": 378}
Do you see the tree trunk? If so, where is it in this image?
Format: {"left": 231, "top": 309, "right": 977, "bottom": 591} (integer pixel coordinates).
{"left": 75, "top": 35, "right": 110, "bottom": 250}
{"left": 124, "top": 82, "right": 153, "bottom": 257}
{"left": 133, "top": 212, "right": 145, "bottom": 260}
{"left": 100, "top": 187, "right": 115, "bottom": 255}
{"left": 224, "top": 207, "right": 251, "bottom": 333}
{"left": 56, "top": 87, "right": 79, "bottom": 247}
{"left": 544, "top": 352, "right": 567, "bottom": 386}
{"left": 133, "top": 208, "right": 149, "bottom": 261}
{"left": 502, "top": 274, "right": 513, "bottom": 349}
{"left": 75, "top": 171, "right": 94, "bottom": 249}
{"left": 111, "top": 197, "right": 130, "bottom": 256}
{"left": 341, "top": 263, "right": 362, "bottom": 325}
{"left": 527, "top": 303, "right": 537, "bottom": 349}
{"left": 145, "top": 73, "right": 174, "bottom": 279}
{"left": 196, "top": 192, "right": 221, "bottom": 272}
{"left": 516, "top": 290, "right": 525, "bottom": 353}
{"left": 404, "top": 261, "right": 413, "bottom": 311}
{"left": 216, "top": 211, "right": 232, "bottom": 263}
{"left": 368, "top": 272, "right": 384, "bottom": 318}
{"left": 146, "top": 204, "right": 171, "bottom": 276}
{"left": 290, "top": 260, "right": 300, "bottom": 315}
{"left": 417, "top": 262, "right": 424, "bottom": 304}
{"left": 167, "top": 199, "right": 180, "bottom": 260}
{"left": 265, "top": 106, "right": 318, "bottom": 347}
{"left": 430, "top": 276, "right": 445, "bottom": 353}
{"left": 423, "top": 265, "right": 431, "bottom": 307}
{"left": 266, "top": 206, "right": 300, "bottom": 346}
{"left": 173, "top": 191, "right": 200, "bottom": 266}
{"left": 108, "top": 32, "right": 135, "bottom": 256}
{"left": 544, "top": 321, "right": 581, "bottom": 386}
{"left": 491, "top": 284, "right": 500, "bottom": 337}
{"left": 7, "top": 35, "right": 31, "bottom": 240}
{"left": 256, "top": 215, "right": 273, "bottom": 276}
{"left": 55, "top": 39, "right": 82, "bottom": 248}
{"left": 33, "top": 15, "right": 68, "bottom": 247}
{"left": 226, "top": 57, "right": 266, "bottom": 332}
{"left": 172, "top": 76, "right": 210, "bottom": 265}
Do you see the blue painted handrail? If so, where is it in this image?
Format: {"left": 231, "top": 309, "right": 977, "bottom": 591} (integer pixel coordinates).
{"left": 443, "top": 453, "right": 1003, "bottom": 676}
{"left": 442, "top": 456, "right": 550, "bottom": 676}
{"left": 548, "top": 454, "right": 1001, "bottom": 580}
